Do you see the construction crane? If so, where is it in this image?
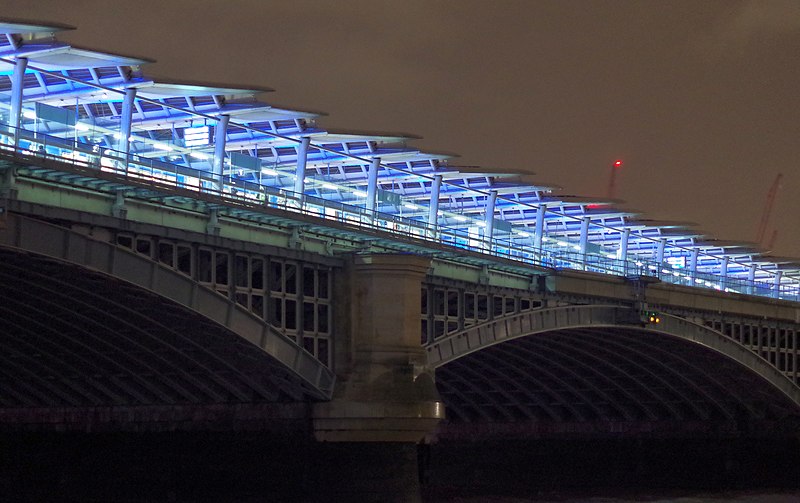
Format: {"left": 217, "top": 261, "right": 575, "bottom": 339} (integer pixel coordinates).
{"left": 607, "top": 159, "right": 623, "bottom": 199}
{"left": 755, "top": 173, "right": 782, "bottom": 248}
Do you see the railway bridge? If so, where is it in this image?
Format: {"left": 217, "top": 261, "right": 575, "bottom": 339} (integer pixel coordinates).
{"left": 1, "top": 18, "right": 799, "bottom": 501}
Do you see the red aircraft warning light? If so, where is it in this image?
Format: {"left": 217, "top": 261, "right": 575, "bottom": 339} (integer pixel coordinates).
{"left": 607, "top": 159, "right": 624, "bottom": 199}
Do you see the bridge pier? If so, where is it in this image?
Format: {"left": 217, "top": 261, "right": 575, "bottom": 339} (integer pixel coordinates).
{"left": 312, "top": 254, "right": 444, "bottom": 501}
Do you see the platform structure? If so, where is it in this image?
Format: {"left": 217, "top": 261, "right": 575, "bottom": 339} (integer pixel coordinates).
{"left": 0, "top": 19, "right": 797, "bottom": 303}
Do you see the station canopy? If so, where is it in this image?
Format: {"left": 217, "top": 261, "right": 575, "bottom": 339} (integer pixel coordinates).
{"left": 1, "top": 19, "right": 798, "bottom": 299}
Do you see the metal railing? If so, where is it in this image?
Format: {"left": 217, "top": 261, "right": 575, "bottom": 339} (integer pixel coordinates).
{"left": 2, "top": 123, "right": 798, "bottom": 302}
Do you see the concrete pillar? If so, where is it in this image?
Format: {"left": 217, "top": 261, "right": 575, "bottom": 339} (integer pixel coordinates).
{"left": 747, "top": 264, "right": 756, "bottom": 295}
{"left": 9, "top": 57, "right": 28, "bottom": 146}
{"left": 366, "top": 157, "right": 381, "bottom": 212}
{"left": 312, "top": 254, "right": 442, "bottom": 500}
{"left": 314, "top": 253, "right": 443, "bottom": 444}
{"left": 427, "top": 174, "right": 442, "bottom": 228}
{"left": 292, "top": 136, "right": 310, "bottom": 197}
{"left": 212, "top": 114, "right": 229, "bottom": 191}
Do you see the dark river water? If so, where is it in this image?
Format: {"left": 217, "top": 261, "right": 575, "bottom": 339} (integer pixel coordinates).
{"left": 3, "top": 432, "right": 799, "bottom": 501}
{"left": 429, "top": 493, "right": 800, "bottom": 502}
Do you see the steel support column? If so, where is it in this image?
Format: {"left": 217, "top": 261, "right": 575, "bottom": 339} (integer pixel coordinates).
{"left": 620, "top": 228, "right": 630, "bottom": 274}
{"left": 366, "top": 156, "right": 381, "bottom": 213}
{"left": 9, "top": 57, "right": 28, "bottom": 146}
{"left": 748, "top": 264, "right": 756, "bottom": 295}
{"left": 293, "top": 137, "right": 310, "bottom": 197}
{"left": 773, "top": 270, "right": 783, "bottom": 299}
{"left": 212, "top": 114, "right": 230, "bottom": 191}
{"left": 428, "top": 174, "right": 442, "bottom": 227}
{"left": 484, "top": 190, "right": 497, "bottom": 245}
{"left": 656, "top": 238, "right": 666, "bottom": 264}
{"left": 533, "top": 204, "right": 546, "bottom": 251}
{"left": 579, "top": 217, "right": 590, "bottom": 268}
{"left": 119, "top": 87, "right": 137, "bottom": 170}
{"left": 720, "top": 256, "right": 729, "bottom": 291}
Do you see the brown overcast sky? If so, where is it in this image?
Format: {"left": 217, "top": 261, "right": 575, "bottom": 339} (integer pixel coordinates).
{"left": 4, "top": 0, "right": 799, "bottom": 256}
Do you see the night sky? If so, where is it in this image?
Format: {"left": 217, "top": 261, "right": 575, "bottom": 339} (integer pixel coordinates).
{"left": 4, "top": 0, "right": 799, "bottom": 256}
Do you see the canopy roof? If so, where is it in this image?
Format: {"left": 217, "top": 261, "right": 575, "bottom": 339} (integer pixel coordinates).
{"left": 2, "top": 18, "right": 798, "bottom": 298}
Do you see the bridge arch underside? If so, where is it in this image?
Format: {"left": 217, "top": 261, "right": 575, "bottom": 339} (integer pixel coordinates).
{"left": 0, "top": 248, "right": 315, "bottom": 432}
{"left": 435, "top": 327, "right": 800, "bottom": 440}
